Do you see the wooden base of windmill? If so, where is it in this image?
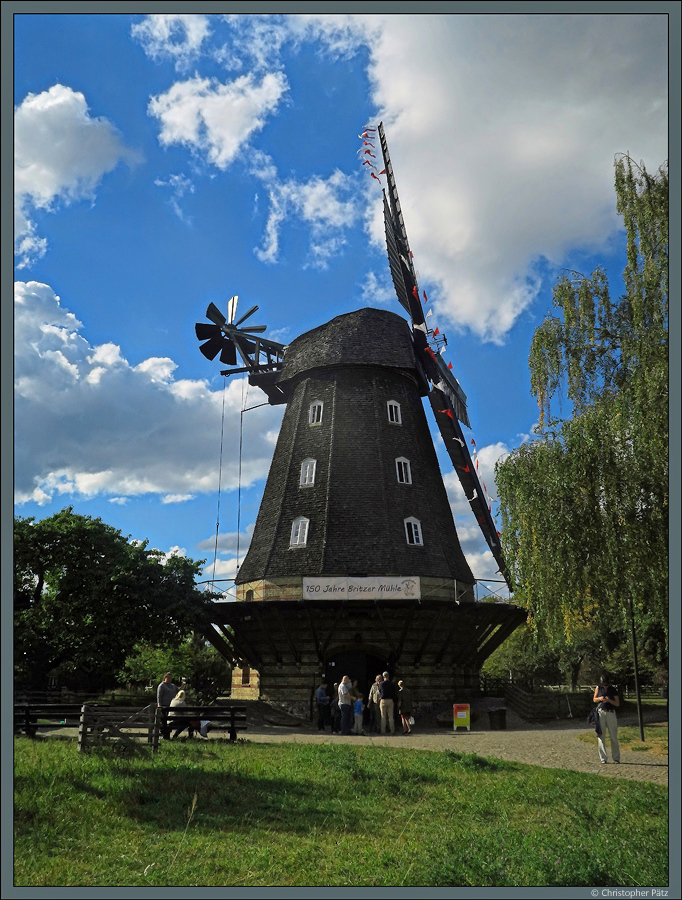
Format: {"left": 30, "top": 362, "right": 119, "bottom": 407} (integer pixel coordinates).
{"left": 204, "top": 577, "right": 526, "bottom": 719}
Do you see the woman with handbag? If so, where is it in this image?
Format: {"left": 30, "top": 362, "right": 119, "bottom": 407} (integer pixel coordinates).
{"left": 398, "top": 680, "right": 414, "bottom": 734}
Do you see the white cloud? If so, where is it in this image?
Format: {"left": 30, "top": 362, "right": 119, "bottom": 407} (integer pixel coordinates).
{"left": 154, "top": 173, "right": 195, "bottom": 222}
{"left": 357, "top": 270, "right": 395, "bottom": 307}
{"left": 141, "top": 14, "right": 665, "bottom": 338}
{"left": 134, "top": 357, "right": 178, "bottom": 383}
{"left": 163, "top": 546, "right": 188, "bottom": 561}
{"left": 148, "top": 72, "right": 287, "bottom": 169}
{"left": 14, "top": 84, "right": 132, "bottom": 268}
{"left": 217, "top": 14, "right": 288, "bottom": 72}
{"left": 167, "top": 13, "right": 665, "bottom": 340}
{"left": 131, "top": 14, "right": 211, "bottom": 70}
{"left": 355, "top": 13, "right": 667, "bottom": 342}
{"left": 14, "top": 282, "right": 283, "bottom": 506}
{"left": 465, "top": 550, "right": 506, "bottom": 586}
{"left": 202, "top": 556, "right": 240, "bottom": 585}
{"left": 288, "top": 13, "right": 381, "bottom": 58}
{"left": 444, "top": 441, "right": 510, "bottom": 515}
{"left": 197, "top": 524, "right": 254, "bottom": 557}
{"left": 255, "top": 170, "right": 356, "bottom": 266}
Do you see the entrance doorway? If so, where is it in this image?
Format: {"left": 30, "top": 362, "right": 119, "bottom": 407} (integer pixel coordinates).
{"left": 324, "top": 648, "right": 388, "bottom": 700}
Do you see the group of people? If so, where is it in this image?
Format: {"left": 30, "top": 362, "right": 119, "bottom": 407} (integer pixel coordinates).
{"left": 159, "top": 669, "right": 623, "bottom": 763}
{"left": 316, "top": 672, "right": 414, "bottom": 736}
{"left": 156, "top": 672, "right": 211, "bottom": 740}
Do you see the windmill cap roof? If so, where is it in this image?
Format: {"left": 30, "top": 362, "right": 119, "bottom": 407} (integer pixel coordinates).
{"left": 278, "top": 308, "right": 422, "bottom": 387}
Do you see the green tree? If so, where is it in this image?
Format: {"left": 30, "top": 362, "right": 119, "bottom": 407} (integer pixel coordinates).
{"left": 496, "top": 156, "right": 668, "bottom": 678}
{"left": 14, "top": 508, "right": 210, "bottom": 690}
{"left": 119, "top": 635, "right": 232, "bottom": 702}
{"left": 481, "top": 623, "right": 563, "bottom": 687}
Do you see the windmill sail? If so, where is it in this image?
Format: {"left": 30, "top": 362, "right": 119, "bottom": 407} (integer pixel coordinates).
{"left": 376, "top": 122, "right": 511, "bottom": 588}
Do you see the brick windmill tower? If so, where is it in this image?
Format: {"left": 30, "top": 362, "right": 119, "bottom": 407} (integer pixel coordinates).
{"left": 196, "top": 124, "right": 525, "bottom": 716}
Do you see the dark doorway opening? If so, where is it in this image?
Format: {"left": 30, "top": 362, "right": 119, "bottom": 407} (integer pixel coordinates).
{"left": 324, "top": 649, "right": 387, "bottom": 701}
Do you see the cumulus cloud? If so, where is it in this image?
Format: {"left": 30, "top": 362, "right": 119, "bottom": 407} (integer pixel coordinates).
{"left": 148, "top": 72, "right": 288, "bottom": 169}
{"left": 357, "top": 13, "right": 667, "bottom": 342}
{"left": 140, "top": 14, "right": 665, "bottom": 339}
{"left": 288, "top": 13, "right": 381, "bottom": 58}
{"left": 197, "top": 524, "right": 254, "bottom": 557}
{"left": 357, "top": 270, "right": 395, "bottom": 308}
{"left": 146, "top": 64, "right": 359, "bottom": 266}
{"left": 14, "top": 282, "right": 283, "bottom": 506}
{"left": 255, "top": 170, "right": 356, "bottom": 266}
{"left": 444, "top": 440, "right": 509, "bottom": 515}
{"left": 217, "top": 14, "right": 289, "bottom": 72}
{"left": 131, "top": 14, "right": 211, "bottom": 70}
{"left": 14, "top": 84, "right": 132, "bottom": 268}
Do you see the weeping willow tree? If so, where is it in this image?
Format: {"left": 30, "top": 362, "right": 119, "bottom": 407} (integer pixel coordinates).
{"left": 496, "top": 156, "right": 668, "bottom": 688}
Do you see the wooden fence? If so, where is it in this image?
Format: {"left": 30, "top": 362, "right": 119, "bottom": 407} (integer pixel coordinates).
{"left": 504, "top": 685, "right": 593, "bottom": 720}
{"left": 78, "top": 705, "right": 158, "bottom": 756}
{"left": 14, "top": 703, "right": 83, "bottom": 737}
{"left": 15, "top": 701, "right": 248, "bottom": 755}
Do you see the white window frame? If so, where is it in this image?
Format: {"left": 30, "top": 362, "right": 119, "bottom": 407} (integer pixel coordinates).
{"left": 404, "top": 517, "right": 423, "bottom": 546}
{"left": 309, "top": 400, "right": 324, "bottom": 425}
{"left": 300, "top": 458, "right": 317, "bottom": 486}
{"left": 290, "top": 516, "right": 309, "bottom": 547}
{"left": 396, "top": 457, "right": 412, "bottom": 485}
{"left": 387, "top": 400, "right": 402, "bottom": 425}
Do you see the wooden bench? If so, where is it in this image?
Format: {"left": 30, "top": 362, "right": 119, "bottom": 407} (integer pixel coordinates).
{"left": 14, "top": 703, "right": 83, "bottom": 737}
{"left": 159, "top": 705, "right": 247, "bottom": 743}
{"left": 14, "top": 702, "right": 247, "bottom": 751}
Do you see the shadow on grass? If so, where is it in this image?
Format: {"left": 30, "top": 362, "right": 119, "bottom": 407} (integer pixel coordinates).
{"left": 73, "top": 767, "right": 330, "bottom": 833}
{"left": 62, "top": 741, "right": 396, "bottom": 835}
{"left": 443, "top": 750, "right": 519, "bottom": 772}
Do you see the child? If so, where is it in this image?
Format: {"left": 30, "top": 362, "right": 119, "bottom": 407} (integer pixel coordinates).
{"left": 353, "top": 694, "right": 366, "bottom": 735}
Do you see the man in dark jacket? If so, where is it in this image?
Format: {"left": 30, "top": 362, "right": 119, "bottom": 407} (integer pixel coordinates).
{"left": 378, "top": 670, "right": 398, "bottom": 734}
{"left": 156, "top": 672, "right": 178, "bottom": 740}
{"left": 315, "top": 680, "right": 330, "bottom": 731}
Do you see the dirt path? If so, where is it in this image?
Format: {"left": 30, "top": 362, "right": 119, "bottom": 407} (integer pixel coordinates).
{"left": 240, "top": 707, "right": 668, "bottom": 786}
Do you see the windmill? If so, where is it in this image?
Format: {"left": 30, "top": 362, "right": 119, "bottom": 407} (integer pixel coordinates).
{"left": 195, "top": 124, "right": 525, "bottom": 716}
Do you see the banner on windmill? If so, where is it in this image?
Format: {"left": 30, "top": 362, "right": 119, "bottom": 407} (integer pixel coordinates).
{"left": 303, "top": 576, "right": 421, "bottom": 600}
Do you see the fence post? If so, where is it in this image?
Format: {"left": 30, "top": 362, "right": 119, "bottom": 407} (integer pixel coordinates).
{"left": 153, "top": 705, "right": 164, "bottom": 751}
{"left": 78, "top": 704, "right": 89, "bottom": 752}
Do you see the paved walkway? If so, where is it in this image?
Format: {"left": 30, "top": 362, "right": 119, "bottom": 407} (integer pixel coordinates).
{"left": 241, "top": 708, "right": 668, "bottom": 786}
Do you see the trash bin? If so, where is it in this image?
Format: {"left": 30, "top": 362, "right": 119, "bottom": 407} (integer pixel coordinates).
{"left": 453, "top": 703, "right": 470, "bottom": 732}
{"left": 488, "top": 708, "right": 507, "bottom": 730}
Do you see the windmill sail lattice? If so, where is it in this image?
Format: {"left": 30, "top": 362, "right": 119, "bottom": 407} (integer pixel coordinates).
{"left": 376, "top": 122, "right": 510, "bottom": 587}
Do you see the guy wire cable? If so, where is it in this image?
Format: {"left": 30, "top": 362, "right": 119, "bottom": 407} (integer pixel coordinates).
{"left": 211, "top": 376, "right": 228, "bottom": 593}
{"left": 236, "top": 377, "right": 248, "bottom": 574}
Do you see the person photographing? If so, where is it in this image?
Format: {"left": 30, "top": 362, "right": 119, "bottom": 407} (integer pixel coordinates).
{"left": 592, "top": 673, "right": 620, "bottom": 764}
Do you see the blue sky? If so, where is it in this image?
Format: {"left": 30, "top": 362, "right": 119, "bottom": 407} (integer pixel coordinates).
{"left": 13, "top": 12, "right": 669, "bottom": 598}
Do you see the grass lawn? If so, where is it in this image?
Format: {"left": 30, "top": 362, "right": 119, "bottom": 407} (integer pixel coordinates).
{"left": 14, "top": 736, "right": 668, "bottom": 888}
{"left": 577, "top": 721, "right": 668, "bottom": 756}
